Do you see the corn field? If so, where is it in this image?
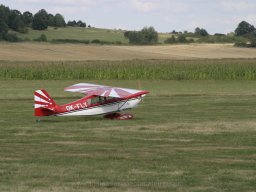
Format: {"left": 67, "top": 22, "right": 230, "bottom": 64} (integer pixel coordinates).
{"left": 1, "top": 59, "right": 256, "bottom": 80}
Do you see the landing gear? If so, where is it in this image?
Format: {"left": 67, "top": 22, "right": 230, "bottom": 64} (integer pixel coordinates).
{"left": 104, "top": 113, "right": 134, "bottom": 120}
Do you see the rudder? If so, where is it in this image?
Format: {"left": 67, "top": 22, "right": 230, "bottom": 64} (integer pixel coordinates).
{"left": 34, "top": 90, "right": 57, "bottom": 116}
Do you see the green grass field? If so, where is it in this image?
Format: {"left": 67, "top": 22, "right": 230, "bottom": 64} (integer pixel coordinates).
{"left": 14, "top": 27, "right": 172, "bottom": 43}
{"left": 0, "top": 80, "right": 255, "bottom": 191}
{"left": 15, "top": 27, "right": 128, "bottom": 43}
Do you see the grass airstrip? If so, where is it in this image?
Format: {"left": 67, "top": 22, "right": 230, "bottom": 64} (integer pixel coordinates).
{"left": 0, "top": 42, "right": 256, "bottom": 191}
{"left": 0, "top": 79, "right": 256, "bottom": 191}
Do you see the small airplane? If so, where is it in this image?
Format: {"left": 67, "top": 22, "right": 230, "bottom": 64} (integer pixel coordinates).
{"left": 34, "top": 83, "right": 149, "bottom": 120}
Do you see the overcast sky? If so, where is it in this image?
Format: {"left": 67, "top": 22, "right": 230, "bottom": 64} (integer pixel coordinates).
{"left": 1, "top": 0, "right": 256, "bottom": 34}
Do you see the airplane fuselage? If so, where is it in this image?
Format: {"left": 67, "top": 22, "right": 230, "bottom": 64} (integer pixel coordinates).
{"left": 54, "top": 94, "right": 145, "bottom": 116}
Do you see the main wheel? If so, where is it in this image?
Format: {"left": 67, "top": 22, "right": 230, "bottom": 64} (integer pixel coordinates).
{"left": 104, "top": 113, "right": 133, "bottom": 120}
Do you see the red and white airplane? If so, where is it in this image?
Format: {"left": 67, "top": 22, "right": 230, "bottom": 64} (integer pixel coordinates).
{"left": 34, "top": 83, "right": 149, "bottom": 120}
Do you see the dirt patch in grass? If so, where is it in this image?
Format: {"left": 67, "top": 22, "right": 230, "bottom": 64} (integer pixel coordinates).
{"left": 206, "top": 158, "right": 255, "bottom": 164}
{"left": 45, "top": 141, "right": 85, "bottom": 145}
{"left": 45, "top": 141, "right": 117, "bottom": 146}
{"left": 177, "top": 146, "right": 256, "bottom": 152}
{"left": 0, "top": 157, "right": 21, "bottom": 161}
{"left": 130, "top": 169, "right": 184, "bottom": 176}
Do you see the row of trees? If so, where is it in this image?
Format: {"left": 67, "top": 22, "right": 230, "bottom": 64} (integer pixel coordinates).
{"left": 0, "top": 4, "right": 88, "bottom": 41}
{"left": 171, "top": 21, "right": 256, "bottom": 37}
{"left": 67, "top": 20, "right": 90, "bottom": 28}
{"left": 1, "top": 3, "right": 255, "bottom": 46}
{"left": 124, "top": 21, "right": 256, "bottom": 45}
{"left": 0, "top": 5, "right": 67, "bottom": 32}
{"left": 124, "top": 26, "right": 209, "bottom": 45}
{"left": 164, "top": 35, "right": 194, "bottom": 44}
{"left": 32, "top": 9, "right": 66, "bottom": 30}
{"left": 171, "top": 27, "right": 209, "bottom": 36}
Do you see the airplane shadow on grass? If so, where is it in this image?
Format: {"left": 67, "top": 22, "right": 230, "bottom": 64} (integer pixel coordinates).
{"left": 35, "top": 117, "right": 143, "bottom": 123}
{"left": 34, "top": 115, "right": 142, "bottom": 123}
{"left": 35, "top": 117, "right": 102, "bottom": 123}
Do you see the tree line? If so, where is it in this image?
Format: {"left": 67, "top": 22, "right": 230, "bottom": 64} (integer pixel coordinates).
{"left": 123, "top": 26, "right": 210, "bottom": 45}
{"left": 0, "top": 4, "right": 87, "bottom": 41}
{"left": 124, "top": 21, "right": 256, "bottom": 46}
{"left": 1, "top": 4, "right": 256, "bottom": 46}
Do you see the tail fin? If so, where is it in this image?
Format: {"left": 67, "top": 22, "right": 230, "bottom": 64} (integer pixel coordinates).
{"left": 34, "top": 90, "right": 57, "bottom": 116}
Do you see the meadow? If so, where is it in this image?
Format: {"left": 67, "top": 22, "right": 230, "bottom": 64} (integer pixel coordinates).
{"left": 13, "top": 27, "right": 171, "bottom": 43}
{"left": 0, "top": 79, "right": 256, "bottom": 191}
{"left": 15, "top": 27, "right": 128, "bottom": 43}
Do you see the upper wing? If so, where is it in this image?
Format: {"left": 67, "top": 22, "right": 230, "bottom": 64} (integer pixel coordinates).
{"left": 64, "top": 83, "right": 148, "bottom": 98}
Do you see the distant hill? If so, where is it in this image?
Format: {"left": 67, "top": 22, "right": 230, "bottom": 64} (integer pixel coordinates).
{"left": 12, "top": 27, "right": 173, "bottom": 44}
{"left": 14, "top": 27, "right": 128, "bottom": 43}
{"left": 0, "top": 4, "right": 255, "bottom": 46}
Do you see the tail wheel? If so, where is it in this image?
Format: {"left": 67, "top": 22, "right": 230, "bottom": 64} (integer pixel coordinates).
{"left": 104, "top": 113, "right": 133, "bottom": 120}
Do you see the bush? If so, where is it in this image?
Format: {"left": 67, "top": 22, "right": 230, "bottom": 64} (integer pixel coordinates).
{"left": 90, "top": 39, "right": 112, "bottom": 44}
{"left": 177, "top": 34, "right": 187, "bottom": 43}
{"left": 34, "top": 34, "right": 47, "bottom": 42}
{"left": 51, "top": 39, "right": 114, "bottom": 45}
{"left": 91, "top": 39, "right": 101, "bottom": 44}
{"left": 67, "top": 20, "right": 86, "bottom": 27}
{"left": 114, "top": 41, "right": 122, "bottom": 45}
{"left": 99, "top": 40, "right": 111, "bottom": 45}
{"left": 214, "top": 33, "right": 226, "bottom": 36}
{"left": 249, "top": 38, "right": 256, "bottom": 47}
{"left": 124, "top": 26, "right": 158, "bottom": 45}
{"left": 234, "top": 38, "right": 256, "bottom": 48}
{"left": 164, "top": 35, "right": 192, "bottom": 44}
{"left": 164, "top": 35, "right": 176, "bottom": 44}
{"left": 23, "top": 37, "right": 31, "bottom": 41}
{"left": 3, "top": 33, "right": 22, "bottom": 42}
{"left": 18, "top": 27, "right": 29, "bottom": 34}
{"left": 198, "top": 35, "right": 246, "bottom": 43}
{"left": 234, "top": 41, "right": 248, "bottom": 47}
{"left": 188, "top": 38, "right": 195, "bottom": 43}
{"left": 0, "top": 20, "right": 9, "bottom": 38}
{"left": 51, "top": 39, "right": 89, "bottom": 44}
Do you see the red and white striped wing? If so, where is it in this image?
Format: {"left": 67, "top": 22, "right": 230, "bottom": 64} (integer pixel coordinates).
{"left": 64, "top": 83, "right": 144, "bottom": 98}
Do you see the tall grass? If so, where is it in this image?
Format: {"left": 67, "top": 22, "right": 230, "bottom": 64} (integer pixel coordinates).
{"left": 1, "top": 59, "right": 256, "bottom": 80}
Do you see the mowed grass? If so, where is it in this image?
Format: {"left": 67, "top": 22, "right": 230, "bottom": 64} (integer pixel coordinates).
{"left": 1, "top": 43, "right": 256, "bottom": 61}
{"left": 0, "top": 80, "right": 255, "bottom": 191}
